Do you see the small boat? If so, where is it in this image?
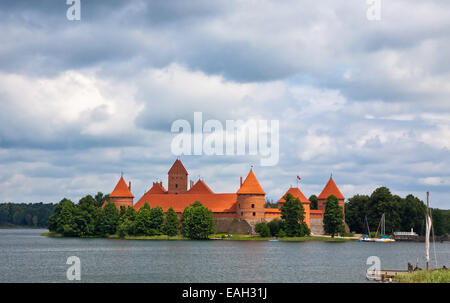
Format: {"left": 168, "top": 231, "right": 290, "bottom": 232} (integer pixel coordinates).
{"left": 268, "top": 238, "right": 279, "bottom": 242}
{"left": 359, "top": 216, "right": 375, "bottom": 242}
{"left": 358, "top": 234, "right": 375, "bottom": 242}
{"left": 374, "top": 214, "right": 395, "bottom": 243}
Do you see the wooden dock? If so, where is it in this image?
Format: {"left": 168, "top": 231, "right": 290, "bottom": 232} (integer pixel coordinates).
{"left": 367, "top": 269, "right": 409, "bottom": 282}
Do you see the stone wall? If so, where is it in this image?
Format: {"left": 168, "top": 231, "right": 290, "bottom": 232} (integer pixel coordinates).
{"left": 215, "top": 217, "right": 253, "bottom": 234}
{"left": 310, "top": 218, "right": 324, "bottom": 235}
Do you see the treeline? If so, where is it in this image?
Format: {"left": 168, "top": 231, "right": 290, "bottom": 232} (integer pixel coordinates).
{"left": 345, "top": 187, "right": 450, "bottom": 236}
{"left": 48, "top": 195, "right": 215, "bottom": 240}
{"left": 0, "top": 202, "right": 55, "bottom": 227}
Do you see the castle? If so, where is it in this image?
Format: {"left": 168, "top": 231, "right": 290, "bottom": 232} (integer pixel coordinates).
{"left": 107, "top": 159, "right": 345, "bottom": 234}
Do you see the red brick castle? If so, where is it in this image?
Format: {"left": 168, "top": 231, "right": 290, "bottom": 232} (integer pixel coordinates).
{"left": 108, "top": 159, "right": 345, "bottom": 234}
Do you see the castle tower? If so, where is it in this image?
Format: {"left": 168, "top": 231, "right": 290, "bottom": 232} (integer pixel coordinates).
{"left": 168, "top": 159, "right": 188, "bottom": 194}
{"left": 278, "top": 187, "right": 311, "bottom": 228}
{"left": 236, "top": 169, "right": 266, "bottom": 225}
{"left": 109, "top": 176, "right": 134, "bottom": 209}
{"left": 317, "top": 176, "right": 345, "bottom": 215}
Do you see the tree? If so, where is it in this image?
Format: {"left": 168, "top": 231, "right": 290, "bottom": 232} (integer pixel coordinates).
{"left": 267, "top": 219, "right": 282, "bottom": 237}
{"left": 135, "top": 203, "right": 153, "bottom": 235}
{"left": 255, "top": 222, "right": 271, "bottom": 237}
{"left": 345, "top": 194, "right": 370, "bottom": 233}
{"left": 280, "top": 193, "right": 310, "bottom": 237}
{"left": 94, "top": 192, "right": 109, "bottom": 207}
{"left": 96, "top": 202, "right": 119, "bottom": 236}
{"left": 119, "top": 206, "right": 137, "bottom": 235}
{"left": 309, "top": 195, "right": 318, "bottom": 210}
{"left": 74, "top": 195, "right": 101, "bottom": 237}
{"left": 323, "top": 195, "right": 345, "bottom": 238}
{"left": 367, "top": 187, "right": 401, "bottom": 234}
{"left": 181, "top": 201, "right": 215, "bottom": 240}
{"left": 148, "top": 206, "right": 165, "bottom": 235}
{"left": 164, "top": 207, "right": 179, "bottom": 237}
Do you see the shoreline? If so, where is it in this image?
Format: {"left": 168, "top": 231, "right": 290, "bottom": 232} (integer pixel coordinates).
{"left": 41, "top": 231, "right": 358, "bottom": 242}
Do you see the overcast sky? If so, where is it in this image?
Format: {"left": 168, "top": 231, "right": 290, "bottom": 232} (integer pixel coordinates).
{"left": 0, "top": 0, "right": 449, "bottom": 208}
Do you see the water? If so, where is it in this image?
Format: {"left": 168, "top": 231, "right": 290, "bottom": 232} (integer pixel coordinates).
{"left": 0, "top": 229, "right": 448, "bottom": 283}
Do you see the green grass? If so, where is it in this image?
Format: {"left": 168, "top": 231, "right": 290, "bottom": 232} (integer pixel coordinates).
{"left": 394, "top": 269, "right": 450, "bottom": 283}
{"left": 40, "top": 231, "right": 63, "bottom": 237}
{"left": 41, "top": 232, "right": 357, "bottom": 242}
{"left": 108, "top": 234, "right": 186, "bottom": 240}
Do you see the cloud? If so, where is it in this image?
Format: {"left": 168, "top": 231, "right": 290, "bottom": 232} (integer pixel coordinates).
{"left": 0, "top": 1, "right": 449, "bottom": 209}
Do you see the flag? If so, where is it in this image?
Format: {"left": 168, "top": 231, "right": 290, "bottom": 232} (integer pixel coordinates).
{"left": 296, "top": 175, "right": 301, "bottom": 181}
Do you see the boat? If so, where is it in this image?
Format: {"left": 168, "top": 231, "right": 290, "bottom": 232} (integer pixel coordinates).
{"left": 359, "top": 216, "right": 375, "bottom": 242}
{"left": 374, "top": 214, "right": 395, "bottom": 242}
{"left": 268, "top": 238, "right": 279, "bottom": 242}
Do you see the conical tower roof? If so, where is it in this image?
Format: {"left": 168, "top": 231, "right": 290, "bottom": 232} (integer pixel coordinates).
{"left": 278, "top": 187, "right": 310, "bottom": 203}
{"left": 168, "top": 159, "right": 188, "bottom": 175}
{"left": 318, "top": 177, "right": 344, "bottom": 200}
{"left": 110, "top": 176, "right": 134, "bottom": 198}
{"left": 188, "top": 179, "right": 214, "bottom": 194}
{"left": 237, "top": 170, "right": 265, "bottom": 195}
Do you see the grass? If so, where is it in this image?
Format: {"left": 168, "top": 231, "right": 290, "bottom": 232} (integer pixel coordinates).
{"left": 41, "top": 232, "right": 357, "bottom": 242}
{"left": 394, "top": 269, "right": 450, "bottom": 283}
{"left": 108, "top": 234, "right": 186, "bottom": 240}
{"left": 40, "top": 231, "right": 63, "bottom": 237}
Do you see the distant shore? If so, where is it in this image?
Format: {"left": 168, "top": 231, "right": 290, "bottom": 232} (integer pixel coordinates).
{"left": 41, "top": 231, "right": 358, "bottom": 242}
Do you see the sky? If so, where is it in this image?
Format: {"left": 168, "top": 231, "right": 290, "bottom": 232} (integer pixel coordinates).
{"left": 0, "top": 0, "right": 449, "bottom": 208}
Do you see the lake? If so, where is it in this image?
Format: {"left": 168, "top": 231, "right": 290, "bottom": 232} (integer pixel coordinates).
{"left": 0, "top": 229, "right": 448, "bottom": 283}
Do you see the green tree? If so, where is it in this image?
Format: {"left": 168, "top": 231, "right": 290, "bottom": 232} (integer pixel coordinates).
{"left": 323, "top": 195, "right": 345, "bottom": 237}
{"left": 181, "top": 201, "right": 215, "bottom": 240}
{"left": 96, "top": 202, "right": 119, "bottom": 235}
{"left": 280, "top": 193, "right": 310, "bottom": 237}
{"left": 345, "top": 194, "right": 370, "bottom": 233}
{"left": 148, "top": 206, "right": 165, "bottom": 235}
{"left": 255, "top": 222, "right": 271, "bottom": 237}
{"left": 309, "top": 195, "right": 318, "bottom": 210}
{"left": 367, "top": 187, "right": 401, "bottom": 234}
{"left": 135, "top": 203, "right": 152, "bottom": 235}
{"left": 267, "top": 219, "right": 282, "bottom": 236}
{"left": 164, "top": 207, "right": 179, "bottom": 236}
{"left": 74, "top": 195, "right": 101, "bottom": 237}
{"left": 94, "top": 192, "right": 110, "bottom": 207}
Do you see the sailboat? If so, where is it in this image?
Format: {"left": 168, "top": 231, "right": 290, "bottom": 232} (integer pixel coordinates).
{"left": 358, "top": 216, "right": 375, "bottom": 242}
{"left": 374, "top": 213, "right": 395, "bottom": 242}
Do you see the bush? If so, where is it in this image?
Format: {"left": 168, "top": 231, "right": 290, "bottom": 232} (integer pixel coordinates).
{"left": 255, "top": 222, "right": 271, "bottom": 237}
{"left": 278, "top": 229, "right": 287, "bottom": 237}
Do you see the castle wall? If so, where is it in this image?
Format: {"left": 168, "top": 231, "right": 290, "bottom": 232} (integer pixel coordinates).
{"left": 110, "top": 197, "right": 133, "bottom": 209}
{"left": 310, "top": 218, "right": 324, "bottom": 235}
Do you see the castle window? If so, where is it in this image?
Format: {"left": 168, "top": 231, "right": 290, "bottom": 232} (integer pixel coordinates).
{"left": 252, "top": 212, "right": 256, "bottom": 216}
{"left": 241, "top": 212, "right": 243, "bottom": 216}
{"left": 175, "top": 184, "right": 178, "bottom": 188}
{"left": 251, "top": 204, "right": 255, "bottom": 208}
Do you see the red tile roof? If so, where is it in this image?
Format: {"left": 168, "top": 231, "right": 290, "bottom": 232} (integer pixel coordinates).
{"left": 109, "top": 177, "right": 134, "bottom": 198}
{"left": 168, "top": 159, "right": 188, "bottom": 175}
{"left": 278, "top": 187, "right": 310, "bottom": 204}
{"left": 237, "top": 170, "right": 265, "bottom": 195}
{"left": 134, "top": 193, "right": 237, "bottom": 213}
{"left": 188, "top": 179, "right": 214, "bottom": 194}
{"left": 318, "top": 177, "right": 345, "bottom": 200}
{"left": 147, "top": 182, "right": 168, "bottom": 194}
